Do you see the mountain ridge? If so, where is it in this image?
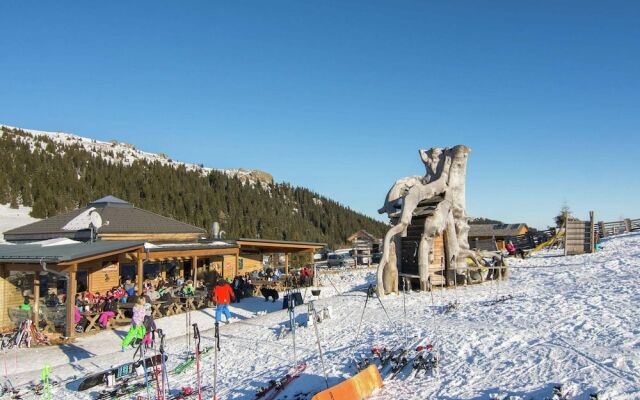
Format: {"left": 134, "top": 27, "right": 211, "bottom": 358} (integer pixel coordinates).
{"left": 0, "top": 125, "right": 388, "bottom": 248}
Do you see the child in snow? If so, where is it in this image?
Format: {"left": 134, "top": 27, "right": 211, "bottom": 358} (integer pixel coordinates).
{"left": 212, "top": 278, "right": 234, "bottom": 324}
{"left": 140, "top": 303, "right": 156, "bottom": 347}
{"left": 121, "top": 297, "right": 147, "bottom": 350}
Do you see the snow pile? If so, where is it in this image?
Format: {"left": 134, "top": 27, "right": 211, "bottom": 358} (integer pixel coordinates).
{"left": 4, "top": 234, "right": 640, "bottom": 399}
{"left": 0, "top": 203, "right": 40, "bottom": 242}
{"left": 0, "top": 124, "right": 273, "bottom": 187}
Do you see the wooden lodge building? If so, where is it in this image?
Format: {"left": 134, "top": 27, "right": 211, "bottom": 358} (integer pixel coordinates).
{"left": 0, "top": 196, "right": 323, "bottom": 336}
{"left": 346, "top": 230, "right": 382, "bottom": 266}
{"left": 468, "top": 223, "right": 529, "bottom": 250}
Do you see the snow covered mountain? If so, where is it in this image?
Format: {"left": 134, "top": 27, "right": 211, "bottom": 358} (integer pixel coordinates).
{"left": 0, "top": 124, "right": 274, "bottom": 186}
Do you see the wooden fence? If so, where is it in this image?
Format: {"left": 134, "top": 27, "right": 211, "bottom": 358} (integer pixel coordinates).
{"left": 597, "top": 218, "right": 640, "bottom": 237}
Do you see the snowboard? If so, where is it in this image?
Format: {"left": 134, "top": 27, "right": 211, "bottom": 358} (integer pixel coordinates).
{"left": 78, "top": 354, "right": 168, "bottom": 391}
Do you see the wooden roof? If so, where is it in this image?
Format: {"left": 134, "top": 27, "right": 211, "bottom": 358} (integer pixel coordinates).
{"left": 0, "top": 240, "right": 145, "bottom": 265}
{"left": 233, "top": 238, "right": 325, "bottom": 253}
{"left": 4, "top": 196, "right": 205, "bottom": 242}
{"left": 347, "top": 230, "right": 380, "bottom": 242}
{"left": 468, "top": 223, "right": 528, "bottom": 238}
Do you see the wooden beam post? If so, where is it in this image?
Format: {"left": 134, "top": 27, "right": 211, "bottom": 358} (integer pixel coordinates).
{"left": 598, "top": 221, "right": 605, "bottom": 238}
{"left": 310, "top": 251, "right": 317, "bottom": 286}
{"left": 33, "top": 273, "right": 40, "bottom": 327}
{"left": 66, "top": 267, "right": 77, "bottom": 338}
{"left": 234, "top": 253, "right": 239, "bottom": 278}
{"left": 136, "top": 253, "right": 144, "bottom": 293}
{"left": 192, "top": 256, "right": 199, "bottom": 282}
{"left": 284, "top": 253, "right": 289, "bottom": 276}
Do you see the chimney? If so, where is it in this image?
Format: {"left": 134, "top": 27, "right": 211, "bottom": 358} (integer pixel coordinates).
{"left": 212, "top": 222, "right": 220, "bottom": 239}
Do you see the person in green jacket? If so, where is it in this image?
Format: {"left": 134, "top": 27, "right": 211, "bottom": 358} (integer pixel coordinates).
{"left": 19, "top": 297, "right": 31, "bottom": 311}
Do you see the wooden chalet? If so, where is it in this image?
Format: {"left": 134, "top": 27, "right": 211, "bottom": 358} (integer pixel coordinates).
{"left": 468, "top": 223, "right": 529, "bottom": 250}
{"left": 346, "top": 230, "right": 382, "bottom": 266}
{"left": 0, "top": 196, "right": 325, "bottom": 336}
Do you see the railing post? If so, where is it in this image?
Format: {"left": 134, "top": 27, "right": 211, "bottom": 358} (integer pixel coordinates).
{"left": 589, "top": 211, "right": 595, "bottom": 253}
{"left": 624, "top": 218, "right": 632, "bottom": 233}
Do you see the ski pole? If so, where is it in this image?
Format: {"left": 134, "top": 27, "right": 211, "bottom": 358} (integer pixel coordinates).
{"left": 310, "top": 301, "right": 329, "bottom": 389}
{"left": 212, "top": 321, "right": 220, "bottom": 400}
{"left": 193, "top": 323, "right": 202, "bottom": 400}
{"left": 288, "top": 293, "right": 297, "bottom": 367}
{"left": 402, "top": 278, "right": 408, "bottom": 343}
{"left": 40, "top": 364, "right": 51, "bottom": 400}
{"left": 159, "top": 329, "right": 168, "bottom": 399}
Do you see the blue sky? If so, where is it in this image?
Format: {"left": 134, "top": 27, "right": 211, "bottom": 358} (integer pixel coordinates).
{"left": 1, "top": 1, "right": 638, "bottom": 229}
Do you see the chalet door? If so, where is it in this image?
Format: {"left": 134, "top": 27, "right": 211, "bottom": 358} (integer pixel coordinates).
{"left": 400, "top": 217, "right": 425, "bottom": 276}
{"left": 400, "top": 216, "right": 446, "bottom": 281}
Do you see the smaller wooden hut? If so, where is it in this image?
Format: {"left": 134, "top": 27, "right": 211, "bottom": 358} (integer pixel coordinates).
{"left": 468, "top": 223, "right": 529, "bottom": 250}
{"left": 347, "top": 230, "right": 382, "bottom": 267}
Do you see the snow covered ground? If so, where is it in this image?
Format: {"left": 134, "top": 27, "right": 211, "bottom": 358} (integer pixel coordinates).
{"left": 3, "top": 234, "right": 640, "bottom": 399}
{"left": 0, "top": 204, "right": 39, "bottom": 242}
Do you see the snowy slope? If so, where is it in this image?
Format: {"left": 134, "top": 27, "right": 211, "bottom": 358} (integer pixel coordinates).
{"left": 0, "top": 124, "right": 273, "bottom": 186}
{"left": 3, "top": 235, "right": 640, "bottom": 399}
{"left": 0, "top": 204, "right": 40, "bottom": 242}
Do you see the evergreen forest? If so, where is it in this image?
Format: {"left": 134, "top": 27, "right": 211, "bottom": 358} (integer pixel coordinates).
{"left": 0, "top": 127, "right": 388, "bottom": 248}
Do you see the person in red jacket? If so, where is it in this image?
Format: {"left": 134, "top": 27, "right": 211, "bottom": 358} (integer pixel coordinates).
{"left": 212, "top": 279, "right": 235, "bottom": 324}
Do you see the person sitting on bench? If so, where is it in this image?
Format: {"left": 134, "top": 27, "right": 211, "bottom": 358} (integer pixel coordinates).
{"left": 505, "top": 241, "right": 525, "bottom": 258}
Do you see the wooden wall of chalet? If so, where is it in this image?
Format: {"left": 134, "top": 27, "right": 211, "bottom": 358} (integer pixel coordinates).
{"left": 238, "top": 254, "right": 263, "bottom": 276}
{"left": 0, "top": 266, "right": 29, "bottom": 329}
{"left": 86, "top": 260, "right": 120, "bottom": 294}
{"left": 400, "top": 216, "right": 446, "bottom": 285}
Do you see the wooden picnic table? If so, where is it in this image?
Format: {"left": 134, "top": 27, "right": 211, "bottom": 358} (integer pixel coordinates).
{"left": 151, "top": 301, "right": 166, "bottom": 319}
{"left": 116, "top": 302, "right": 134, "bottom": 321}
{"left": 81, "top": 311, "right": 102, "bottom": 333}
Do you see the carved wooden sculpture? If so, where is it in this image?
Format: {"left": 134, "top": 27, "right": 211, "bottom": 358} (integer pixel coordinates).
{"left": 377, "top": 145, "right": 490, "bottom": 296}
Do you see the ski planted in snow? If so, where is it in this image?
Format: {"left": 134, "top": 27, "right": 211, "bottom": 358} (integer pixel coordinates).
{"left": 173, "top": 346, "right": 213, "bottom": 374}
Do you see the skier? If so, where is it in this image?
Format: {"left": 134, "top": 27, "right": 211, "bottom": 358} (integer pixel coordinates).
{"left": 121, "top": 297, "right": 147, "bottom": 350}
{"left": 212, "top": 278, "right": 234, "bottom": 324}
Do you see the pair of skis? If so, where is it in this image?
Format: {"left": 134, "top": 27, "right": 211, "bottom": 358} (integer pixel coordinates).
{"left": 254, "top": 363, "right": 308, "bottom": 400}
{"left": 382, "top": 338, "right": 439, "bottom": 380}
{"left": 255, "top": 294, "right": 307, "bottom": 400}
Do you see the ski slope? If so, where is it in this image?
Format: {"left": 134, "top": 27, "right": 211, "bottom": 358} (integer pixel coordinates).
{"left": 3, "top": 233, "right": 639, "bottom": 399}
{"left": 0, "top": 204, "right": 39, "bottom": 243}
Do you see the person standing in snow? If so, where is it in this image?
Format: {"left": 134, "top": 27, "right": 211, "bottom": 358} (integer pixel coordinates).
{"left": 140, "top": 303, "right": 156, "bottom": 347}
{"left": 121, "top": 297, "right": 147, "bottom": 350}
{"left": 212, "top": 278, "right": 234, "bottom": 324}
